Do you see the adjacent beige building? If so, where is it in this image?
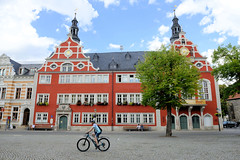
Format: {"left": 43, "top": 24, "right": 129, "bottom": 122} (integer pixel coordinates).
{"left": 0, "top": 54, "right": 41, "bottom": 129}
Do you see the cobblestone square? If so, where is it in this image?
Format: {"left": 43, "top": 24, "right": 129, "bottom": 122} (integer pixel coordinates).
{"left": 0, "top": 129, "right": 240, "bottom": 160}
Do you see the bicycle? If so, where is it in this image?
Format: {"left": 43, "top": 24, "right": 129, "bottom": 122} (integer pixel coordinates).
{"left": 77, "top": 133, "right": 110, "bottom": 152}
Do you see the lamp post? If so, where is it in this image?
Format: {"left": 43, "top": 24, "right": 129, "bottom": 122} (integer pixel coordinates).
{"left": 216, "top": 108, "right": 221, "bottom": 132}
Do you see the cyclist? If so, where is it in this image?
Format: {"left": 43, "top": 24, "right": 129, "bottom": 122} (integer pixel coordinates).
{"left": 86, "top": 119, "right": 102, "bottom": 148}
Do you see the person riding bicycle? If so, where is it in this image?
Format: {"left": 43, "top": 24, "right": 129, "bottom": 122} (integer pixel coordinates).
{"left": 86, "top": 119, "right": 102, "bottom": 148}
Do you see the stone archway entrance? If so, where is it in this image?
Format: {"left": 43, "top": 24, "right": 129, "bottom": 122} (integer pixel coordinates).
{"left": 192, "top": 115, "right": 200, "bottom": 129}
{"left": 180, "top": 115, "right": 188, "bottom": 129}
{"left": 22, "top": 108, "right": 30, "bottom": 125}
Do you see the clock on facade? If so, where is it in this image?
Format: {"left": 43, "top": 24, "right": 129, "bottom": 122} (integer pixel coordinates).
{"left": 180, "top": 47, "right": 189, "bottom": 56}
{"left": 64, "top": 49, "right": 73, "bottom": 57}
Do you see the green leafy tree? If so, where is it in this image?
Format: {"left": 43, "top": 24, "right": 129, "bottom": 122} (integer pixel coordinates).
{"left": 136, "top": 46, "right": 201, "bottom": 137}
{"left": 212, "top": 44, "right": 240, "bottom": 97}
{"left": 219, "top": 84, "right": 228, "bottom": 117}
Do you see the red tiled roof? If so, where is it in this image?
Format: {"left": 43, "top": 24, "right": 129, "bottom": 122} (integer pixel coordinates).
{"left": 228, "top": 94, "right": 240, "bottom": 100}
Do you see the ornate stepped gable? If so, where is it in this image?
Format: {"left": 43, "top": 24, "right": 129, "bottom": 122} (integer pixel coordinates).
{"left": 172, "top": 30, "right": 213, "bottom": 72}
{"left": 38, "top": 36, "right": 98, "bottom": 73}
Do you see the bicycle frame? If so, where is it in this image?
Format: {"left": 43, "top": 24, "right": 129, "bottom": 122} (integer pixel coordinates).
{"left": 85, "top": 133, "right": 98, "bottom": 147}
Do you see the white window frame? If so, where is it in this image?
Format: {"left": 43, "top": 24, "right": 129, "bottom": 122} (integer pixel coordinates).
{"left": 61, "top": 63, "right": 73, "bottom": 72}
{"left": 73, "top": 112, "right": 81, "bottom": 124}
{"left": 59, "top": 74, "right": 109, "bottom": 84}
{"left": 116, "top": 74, "right": 140, "bottom": 83}
{"left": 35, "top": 112, "right": 48, "bottom": 123}
{"left": 0, "top": 87, "right": 7, "bottom": 99}
{"left": 0, "top": 106, "right": 3, "bottom": 120}
{"left": 116, "top": 113, "right": 155, "bottom": 124}
{"left": 11, "top": 106, "right": 19, "bottom": 121}
{"left": 37, "top": 94, "right": 50, "bottom": 103}
{"left": 57, "top": 93, "right": 109, "bottom": 104}
{"left": 15, "top": 87, "right": 21, "bottom": 99}
{"left": 199, "top": 79, "right": 212, "bottom": 101}
{"left": 39, "top": 75, "right": 52, "bottom": 84}
{"left": 116, "top": 93, "right": 142, "bottom": 104}
{"left": 82, "top": 113, "right": 108, "bottom": 124}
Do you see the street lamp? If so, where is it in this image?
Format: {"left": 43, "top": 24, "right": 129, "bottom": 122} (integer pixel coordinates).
{"left": 216, "top": 108, "right": 221, "bottom": 131}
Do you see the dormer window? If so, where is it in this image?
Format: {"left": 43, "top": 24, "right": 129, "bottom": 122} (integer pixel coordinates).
{"left": 19, "top": 68, "right": 24, "bottom": 75}
{"left": 62, "top": 63, "right": 73, "bottom": 72}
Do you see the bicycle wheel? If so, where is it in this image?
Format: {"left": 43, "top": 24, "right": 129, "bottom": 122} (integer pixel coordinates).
{"left": 77, "top": 138, "right": 90, "bottom": 152}
{"left": 98, "top": 138, "right": 110, "bottom": 151}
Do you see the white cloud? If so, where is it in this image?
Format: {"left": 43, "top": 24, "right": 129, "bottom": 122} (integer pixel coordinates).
{"left": 56, "top": 28, "right": 60, "bottom": 32}
{"left": 147, "top": 36, "right": 169, "bottom": 51}
{"left": 109, "top": 43, "right": 121, "bottom": 49}
{"left": 148, "top": 0, "right": 157, "bottom": 5}
{"left": 98, "top": 0, "right": 120, "bottom": 8}
{"left": 165, "top": 0, "right": 174, "bottom": 3}
{"left": 201, "top": 49, "right": 214, "bottom": 64}
{"left": 130, "top": 43, "right": 135, "bottom": 48}
{"left": 129, "top": 0, "right": 138, "bottom": 5}
{"left": 214, "top": 36, "right": 227, "bottom": 44}
{"left": 199, "top": 16, "right": 212, "bottom": 26}
{"left": 0, "top": 0, "right": 98, "bottom": 62}
{"left": 176, "top": 0, "right": 240, "bottom": 43}
{"left": 158, "top": 25, "right": 169, "bottom": 35}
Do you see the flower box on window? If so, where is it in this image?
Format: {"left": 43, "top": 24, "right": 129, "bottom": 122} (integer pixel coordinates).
{"left": 129, "top": 102, "right": 135, "bottom": 106}
{"left": 123, "top": 101, "right": 128, "bottom": 105}
{"left": 136, "top": 102, "right": 141, "bottom": 106}
{"left": 117, "top": 102, "right": 122, "bottom": 106}
{"left": 97, "top": 101, "right": 108, "bottom": 106}
{"left": 37, "top": 102, "right": 48, "bottom": 106}
{"left": 83, "top": 101, "right": 89, "bottom": 106}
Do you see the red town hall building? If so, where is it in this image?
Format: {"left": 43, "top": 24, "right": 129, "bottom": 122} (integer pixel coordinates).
{"left": 33, "top": 14, "right": 222, "bottom": 131}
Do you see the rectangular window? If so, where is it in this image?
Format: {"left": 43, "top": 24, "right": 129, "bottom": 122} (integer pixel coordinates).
{"left": 39, "top": 75, "right": 51, "bottom": 84}
{"left": 116, "top": 74, "right": 140, "bottom": 83}
{"left": 96, "top": 114, "right": 101, "bottom": 123}
{"left": 130, "top": 114, "right": 135, "bottom": 123}
{"left": 36, "top": 113, "right": 48, "bottom": 123}
{"left": 103, "top": 114, "right": 107, "bottom": 123}
{"left": 0, "top": 107, "right": 3, "bottom": 120}
{"left": 117, "top": 75, "right": 122, "bottom": 82}
{"left": 116, "top": 93, "right": 142, "bottom": 105}
{"left": 116, "top": 113, "right": 154, "bottom": 124}
{"left": 117, "top": 114, "right": 121, "bottom": 123}
{"left": 73, "top": 113, "right": 80, "bottom": 124}
{"left": 143, "top": 114, "right": 148, "bottom": 123}
{"left": 15, "top": 88, "right": 21, "bottom": 99}
{"left": 97, "top": 95, "right": 102, "bottom": 102}
{"left": 0, "top": 87, "right": 7, "bottom": 99}
{"left": 64, "top": 95, "right": 70, "bottom": 103}
{"left": 59, "top": 74, "right": 109, "bottom": 83}
{"left": 123, "top": 114, "right": 127, "bottom": 123}
{"left": 83, "top": 114, "right": 88, "bottom": 123}
{"left": 12, "top": 107, "right": 19, "bottom": 121}
{"left": 136, "top": 114, "right": 140, "bottom": 123}
{"left": 72, "top": 95, "right": 76, "bottom": 104}
{"left": 91, "top": 75, "right": 96, "bottom": 83}
{"left": 37, "top": 94, "right": 49, "bottom": 103}
{"left": 26, "top": 88, "right": 32, "bottom": 99}
{"left": 149, "top": 114, "right": 153, "bottom": 123}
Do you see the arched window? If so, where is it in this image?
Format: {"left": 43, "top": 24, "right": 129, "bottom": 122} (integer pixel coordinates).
{"left": 199, "top": 79, "right": 212, "bottom": 100}
{"left": 62, "top": 63, "right": 73, "bottom": 72}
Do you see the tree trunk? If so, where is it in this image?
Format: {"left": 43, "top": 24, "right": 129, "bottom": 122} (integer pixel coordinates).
{"left": 166, "top": 105, "right": 172, "bottom": 137}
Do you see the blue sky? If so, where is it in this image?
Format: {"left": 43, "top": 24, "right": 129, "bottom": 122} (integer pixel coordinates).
{"left": 0, "top": 0, "right": 240, "bottom": 63}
